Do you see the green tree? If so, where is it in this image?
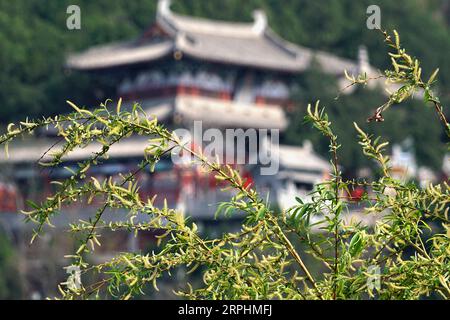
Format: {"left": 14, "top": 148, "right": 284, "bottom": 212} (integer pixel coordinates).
{"left": 1, "top": 30, "right": 449, "bottom": 300}
{"left": 285, "top": 66, "right": 446, "bottom": 173}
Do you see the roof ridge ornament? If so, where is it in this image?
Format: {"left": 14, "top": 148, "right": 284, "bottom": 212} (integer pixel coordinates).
{"left": 358, "top": 45, "right": 370, "bottom": 74}
{"left": 157, "top": 0, "right": 172, "bottom": 18}
{"left": 252, "top": 9, "right": 267, "bottom": 35}
{"left": 303, "top": 140, "right": 313, "bottom": 153}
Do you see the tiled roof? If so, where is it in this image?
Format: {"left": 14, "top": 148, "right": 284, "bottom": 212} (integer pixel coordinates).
{"left": 124, "top": 96, "right": 288, "bottom": 130}
{"left": 67, "top": 0, "right": 370, "bottom": 76}
{"left": 66, "top": 40, "right": 173, "bottom": 70}
{"left": 276, "top": 142, "right": 331, "bottom": 172}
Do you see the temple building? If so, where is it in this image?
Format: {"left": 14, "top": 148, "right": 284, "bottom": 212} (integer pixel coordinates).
{"left": 63, "top": 0, "right": 385, "bottom": 213}
{"left": 0, "top": 2, "right": 391, "bottom": 297}
{"left": 67, "top": 0, "right": 380, "bottom": 131}
{"left": 1, "top": 0, "right": 384, "bottom": 217}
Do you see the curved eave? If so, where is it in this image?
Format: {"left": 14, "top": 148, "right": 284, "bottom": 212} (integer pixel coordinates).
{"left": 175, "top": 95, "right": 288, "bottom": 130}
{"left": 174, "top": 31, "right": 310, "bottom": 73}
{"left": 66, "top": 40, "right": 174, "bottom": 71}
{"left": 0, "top": 138, "right": 168, "bottom": 164}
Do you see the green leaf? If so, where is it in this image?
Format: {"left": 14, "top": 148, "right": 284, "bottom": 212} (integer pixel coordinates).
{"left": 256, "top": 207, "right": 266, "bottom": 220}
{"left": 295, "top": 197, "right": 304, "bottom": 204}
{"left": 349, "top": 232, "right": 365, "bottom": 257}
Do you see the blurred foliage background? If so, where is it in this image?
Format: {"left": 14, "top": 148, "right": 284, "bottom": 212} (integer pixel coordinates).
{"left": 0, "top": 0, "right": 449, "bottom": 171}
{"left": 0, "top": 229, "right": 22, "bottom": 299}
